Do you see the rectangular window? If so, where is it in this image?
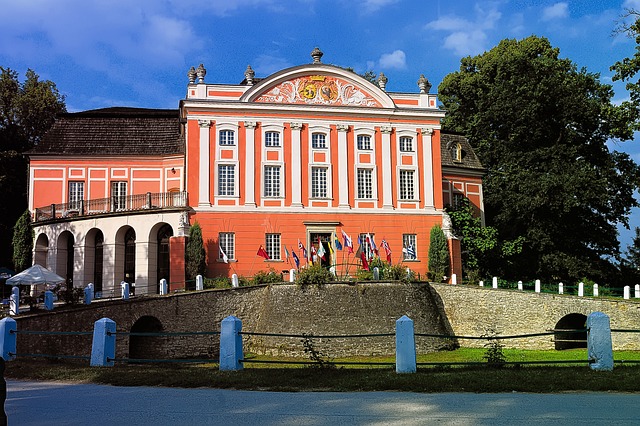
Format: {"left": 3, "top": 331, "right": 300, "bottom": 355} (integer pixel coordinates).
{"left": 399, "top": 136, "right": 413, "bottom": 152}
{"left": 219, "top": 130, "right": 235, "bottom": 146}
{"left": 264, "top": 165, "right": 281, "bottom": 197}
{"left": 68, "top": 181, "right": 84, "bottom": 210}
{"left": 311, "top": 167, "right": 327, "bottom": 198}
{"left": 312, "top": 133, "right": 326, "bottom": 149}
{"left": 111, "top": 181, "right": 127, "bottom": 211}
{"left": 218, "top": 165, "right": 235, "bottom": 196}
{"left": 357, "top": 135, "right": 371, "bottom": 150}
{"left": 403, "top": 234, "right": 417, "bottom": 260}
{"left": 265, "top": 233, "right": 281, "bottom": 260}
{"left": 219, "top": 232, "right": 235, "bottom": 260}
{"left": 265, "top": 131, "right": 280, "bottom": 147}
{"left": 357, "top": 168, "right": 373, "bottom": 199}
{"left": 399, "top": 170, "right": 415, "bottom": 200}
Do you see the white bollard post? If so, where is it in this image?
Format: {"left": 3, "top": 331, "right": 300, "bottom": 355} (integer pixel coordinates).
{"left": 9, "top": 287, "right": 19, "bottom": 316}
{"left": 559, "top": 282, "right": 563, "bottom": 294}
{"left": 121, "top": 281, "right": 130, "bottom": 300}
{"left": 587, "top": 312, "right": 613, "bottom": 371}
{"left": 492, "top": 277, "right": 498, "bottom": 289}
{"left": 159, "top": 278, "right": 168, "bottom": 295}
{"left": 196, "top": 275, "right": 204, "bottom": 291}
{"left": 395, "top": 315, "right": 416, "bottom": 374}
{"left": 479, "top": 280, "right": 484, "bottom": 287}
{"left": 578, "top": 282, "right": 584, "bottom": 297}
{"left": 373, "top": 267, "right": 380, "bottom": 280}
{"left": 593, "top": 284, "right": 599, "bottom": 297}
{"left": 329, "top": 266, "right": 336, "bottom": 279}
{"left": 635, "top": 284, "right": 640, "bottom": 299}
{"left": 289, "top": 269, "right": 296, "bottom": 283}
{"left": 624, "top": 286, "right": 630, "bottom": 300}
{"left": 231, "top": 274, "right": 239, "bottom": 288}
{"left": 517, "top": 281, "right": 523, "bottom": 291}
{"left": 535, "top": 279, "right": 541, "bottom": 293}
{"left": 451, "top": 273, "right": 457, "bottom": 285}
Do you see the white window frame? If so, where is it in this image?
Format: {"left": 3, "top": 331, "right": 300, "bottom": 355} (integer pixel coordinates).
{"left": 219, "top": 129, "right": 235, "bottom": 146}
{"left": 68, "top": 181, "right": 84, "bottom": 210}
{"left": 264, "top": 131, "right": 280, "bottom": 147}
{"left": 357, "top": 134, "right": 372, "bottom": 150}
{"left": 311, "top": 166, "right": 328, "bottom": 199}
{"left": 111, "top": 181, "right": 127, "bottom": 211}
{"left": 356, "top": 168, "right": 374, "bottom": 199}
{"left": 312, "top": 132, "right": 327, "bottom": 149}
{"left": 217, "top": 164, "right": 236, "bottom": 197}
{"left": 265, "top": 233, "right": 281, "bottom": 260}
{"left": 219, "top": 232, "right": 235, "bottom": 261}
{"left": 263, "top": 165, "right": 281, "bottom": 198}
{"left": 399, "top": 136, "right": 413, "bottom": 152}
{"left": 403, "top": 234, "right": 418, "bottom": 260}
{"left": 399, "top": 169, "right": 417, "bottom": 201}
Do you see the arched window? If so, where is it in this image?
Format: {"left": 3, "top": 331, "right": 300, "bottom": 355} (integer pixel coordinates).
{"left": 157, "top": 224, "right": 173, "bottom": 292}
{"left": 124, "top": 228, "right": 136, "bottom": 286}
{"left": 94, "top": 231, "right": 104, "bottom": 293}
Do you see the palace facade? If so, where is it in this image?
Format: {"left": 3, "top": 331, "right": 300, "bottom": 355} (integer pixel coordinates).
{"left": 28, "top": 49, "right": 484, "bottom": 295}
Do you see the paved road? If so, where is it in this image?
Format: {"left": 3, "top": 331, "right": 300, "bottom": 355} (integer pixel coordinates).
{"left": 5, "top": 379, "right": 640, "bottom": 425}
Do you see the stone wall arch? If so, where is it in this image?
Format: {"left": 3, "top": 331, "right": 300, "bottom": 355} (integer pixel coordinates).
{"left": 129, "top": 315, "right": 165, "bottom": 360}
{"left": 554, "top": 313, "right": 588, "bottom": 350}
{"left": 34, "top": 233, "right": 49, "bottom": 268}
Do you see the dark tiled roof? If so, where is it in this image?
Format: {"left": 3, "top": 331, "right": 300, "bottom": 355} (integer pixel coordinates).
{"left": 31, "top": 107, "right": 184, "bottom": 156}
{"left": 440, "top": 132, "right": 484, "bottom": 171}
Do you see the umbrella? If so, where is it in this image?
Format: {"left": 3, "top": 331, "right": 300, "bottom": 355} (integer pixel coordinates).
{"left": 6, "top": 264, "right": 65, "bottom": 286}
{"left": 0, "top": 267, "right": 13, "bottom": 280}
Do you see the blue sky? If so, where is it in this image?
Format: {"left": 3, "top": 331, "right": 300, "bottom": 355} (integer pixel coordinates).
{"left": 2, "top": 0, "right": 640, "bottom": 250}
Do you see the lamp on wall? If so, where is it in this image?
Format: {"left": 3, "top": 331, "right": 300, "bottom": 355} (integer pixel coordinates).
{"left": 171, "top": 167, "right": 176, "bottom": 174}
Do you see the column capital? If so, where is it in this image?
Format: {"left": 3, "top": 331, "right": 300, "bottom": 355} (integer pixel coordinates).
{"left": 380, "top": 125, "right": 393, "bottom": 134}
{"left": 421, "top": 127, "right": 434, "bottom": 136}
{"left": 336, "top": 124, "right": 349, "bottom": 132}
{"left": 244, "top": 121, "right": 257, "bottom": 129}
{"left": 198, "top": 119, "right": 212, "bottom": 128}
{"left": 290, "top": 122, "right": 303, "bottom": 130}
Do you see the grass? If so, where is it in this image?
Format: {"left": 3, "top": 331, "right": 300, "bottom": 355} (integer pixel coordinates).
{"left": 5, "top": 348, "right": 640, "bottom": 393}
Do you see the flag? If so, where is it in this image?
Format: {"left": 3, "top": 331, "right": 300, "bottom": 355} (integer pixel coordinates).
{"left": 342, "top": 230, "right": 353, "bottom": 253}
{"left": 298, "top": 239, "right": 308, "bottom": 259}
{"left": 284, "top": 245, "right": 290, "bottom": 264}
{"left": 317, "top": 238, "right": 326, "bottom": 260}
{"left": 219, "top": 246, "right": 229, "bottom": 263}
{"left": 360, "top": 251, "right": 370, "bottom": 271}
{"left": 381, "top": 239, "right": 392, "bottom": 264}
{"left": 310, "top": 245, "right": 317, "bottom": 263}
{"left": 257, "top": 245, "right": 270, "bottom": 260}
{"left": 333, "top": 232, "right": 342, "bottom": 251}
{"left": 368, "top": 233, "right": 379, "bottom": 256}
{"left": 355, "top": 243, "right": 362, "bottom": 258}
{"left": 407, "top": 244, "right": 416, "bottom": 259}
{"left": 292, "top": 251, "right": 300, "bottom": 268}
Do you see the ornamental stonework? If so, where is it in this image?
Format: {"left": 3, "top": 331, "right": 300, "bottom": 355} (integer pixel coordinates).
{"left": 255, "top": 75, "right": 382, "bottom": 107}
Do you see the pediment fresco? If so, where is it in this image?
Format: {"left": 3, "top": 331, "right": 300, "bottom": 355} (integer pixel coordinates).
{"left": 254, "top": 75, "right": 383, "bottom": 107}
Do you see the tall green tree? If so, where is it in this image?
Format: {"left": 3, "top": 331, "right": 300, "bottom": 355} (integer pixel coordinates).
{"left": 0, "top": 67, "right": 66, "bottom": 267}
{"left": 611, "top": 9, "right": 640, "bottom": 130}
{"left": 12, "top": 210, "right": 33, "bottom": 271}
{"left": 428, "top": 224, "right": 449, "bottom": 282}
{"left": 185, "top": 222, "right": 206, "bottom": 280}
{"left": 439, "top": 36, "right": 639, "bottom": 283}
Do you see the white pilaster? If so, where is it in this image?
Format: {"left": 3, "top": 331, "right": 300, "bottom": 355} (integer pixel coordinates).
{"left": 198, "top": 119, "right": 212, "bottom": 207}
{"left": 380, "top": 126, "right": 393, "bottom": 210}
{"left": 244, "top": 121, "right": 257, "bottom": 207}
{"left": 421, "top": 128, "right": 434, "bottom": 209}
{"left": 290, "top": 122, "right": 303, "bottom": 207}
{"left": 337, "top": 124, "right": 350, "bottom": 209}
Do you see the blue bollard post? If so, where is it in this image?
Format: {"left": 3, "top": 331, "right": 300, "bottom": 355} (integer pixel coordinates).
{"left": 84, "top": 283, "right": 94, "bottom": 305}
{"left": 9, "top": 287, "right": 19, "bottom": 316}
{"left": 219, "top": 316, "right": 243, "bottom": 371}
{"left": 90, "top": 318, "right": 116, "bottom": 367}
{"left": 396, "top": 315, "right": 416, "bottom": 373}
{"left": 587, "top": 312, "right": 613, "bottom": 371}
{"left": 43, "top": 291, "right": 54, "bottom": 310}
{"left": 0, "top": 318, "right": 16, "bottom": 361}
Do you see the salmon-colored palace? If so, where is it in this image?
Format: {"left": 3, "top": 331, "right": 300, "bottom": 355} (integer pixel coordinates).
{"left": 28, "top": 48, "right": 484, "bottom": 296}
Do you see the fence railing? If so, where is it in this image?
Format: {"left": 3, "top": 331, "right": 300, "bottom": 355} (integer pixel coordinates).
{"left": 0, "top": 312, "right": 631, "bottom": 373}
{"left": 33, "top": 191, "right": 188, "bottom": 222}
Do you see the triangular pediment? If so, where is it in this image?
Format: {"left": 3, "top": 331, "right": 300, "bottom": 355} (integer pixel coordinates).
{"left": 241, "top": 65, "right": 395, "bottom": 108}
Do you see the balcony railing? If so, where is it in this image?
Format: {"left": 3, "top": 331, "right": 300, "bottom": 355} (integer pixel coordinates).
{"left": 34, "top": 191, "right": 188, "bottom": 222}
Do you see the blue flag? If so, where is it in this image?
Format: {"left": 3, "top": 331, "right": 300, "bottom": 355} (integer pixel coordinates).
{"left": 292, "top": 251, "right": 300, "bottom": 268}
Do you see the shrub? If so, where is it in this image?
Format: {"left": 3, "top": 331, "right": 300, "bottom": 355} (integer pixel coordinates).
{"left": 296, "top": 263, "right": 333, "bottom": 287}
{"left": 252, "top": 268, "right": 282, "bottom": 285}
{"left": 482, "top": 329, "right": 506, "bottom": 368}
{"left": 204, "top": 276, "right": 231, "bottom": 289}
{"left": 428, "top": 224, "right": 449, "bottom": 282}
{"left": 185, "top": 222, "right": 206, "bottom": 281}
{"left": 55, "top": 286, "right": 84, "bottom": 305}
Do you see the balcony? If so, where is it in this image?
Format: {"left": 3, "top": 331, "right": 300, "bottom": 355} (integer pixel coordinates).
{"left": 34, "top": 191, "right": 188, "bottom": 223}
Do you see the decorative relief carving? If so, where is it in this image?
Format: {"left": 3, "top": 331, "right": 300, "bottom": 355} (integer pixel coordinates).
{"left": 422, "top": 128, "right": 434, "bottom": 136}
{"left": 256, "top": 75, "right": 382, "bottom": 107}
{"left": 336, "top": 124, "right": 349, "bottom": 132}
{"left": 290, "top": 122, "right": 303, "bottom": 130}
{"left": 244, "top": 121, "right": 257, "bottom": 129}
{"left": 380, "top": 125, "right": 392, "bottom": 134}
{"left": 198, "top": 119, "right": 211, "bottom": 128}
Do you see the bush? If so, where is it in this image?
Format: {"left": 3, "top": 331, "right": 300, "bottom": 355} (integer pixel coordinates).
{"left": 204, "top": 276, "right": 231, "bottom": 289}
{"left": 428, "top": 224, "right": 449, "bottom": 282}
{"left": 55, "top": 286, "right": 84, "bottom": 305}
{"left": 296, "top": 263, "right": 333, "bottom": 288}
{"left": 252, "top": 268, "right": 282, "bottom": 285}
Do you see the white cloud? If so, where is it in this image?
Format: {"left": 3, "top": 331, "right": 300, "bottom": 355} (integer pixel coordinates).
{"left": 360, "top": 0, "right": 400, "bottom": 13}
{"left": 425, "top": 3, "right": 501, "bottom": 57}
{"left": 379, "top": 50, "right": 406, "bottom": 69}
{"left": 542, "top": 2, "right": 569, "bottom": 21}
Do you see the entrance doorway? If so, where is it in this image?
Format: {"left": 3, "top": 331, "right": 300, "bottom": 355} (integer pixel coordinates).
{"left": 310, "top": 232, "right": 332, "bottom": 268}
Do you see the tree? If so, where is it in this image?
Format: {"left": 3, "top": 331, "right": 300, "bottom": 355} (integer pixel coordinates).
{"left": 428, "top": 224, "right": 449, "bottom": 282}
{"left": 12, "top": 210, "right": 33, "bottom": 271}
{"left": 0, "top": 67, "right": 66, "bottom": 267}
{"left": 185, "top": 222, "right": 206, "bottom": 280}
{"left": 439, "top": 36, "right": 639, "bottom": 283}
{"left": 611, "top": 9, "right": 640, "bottom": 131}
